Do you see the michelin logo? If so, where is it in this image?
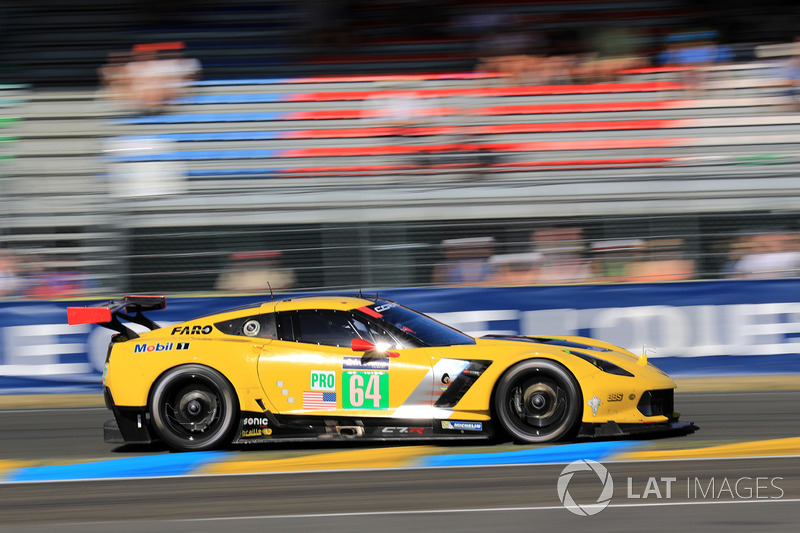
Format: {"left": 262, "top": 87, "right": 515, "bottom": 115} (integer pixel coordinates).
{"left": 441, "top": 420, "right": 483, "bottom": 432}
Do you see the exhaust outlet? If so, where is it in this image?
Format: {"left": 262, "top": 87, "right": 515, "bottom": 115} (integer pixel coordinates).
{"left": 335, "top": 426, "right": 364, "bottom": 438}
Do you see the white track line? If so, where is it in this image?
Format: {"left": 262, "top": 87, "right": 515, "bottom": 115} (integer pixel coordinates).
{"left": 178, "top": 498, "right": 800, "bottom": 522}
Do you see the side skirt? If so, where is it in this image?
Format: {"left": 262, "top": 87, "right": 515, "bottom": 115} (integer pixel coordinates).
{"left": 231, "top": 411, "right": 494, "bottom": 445}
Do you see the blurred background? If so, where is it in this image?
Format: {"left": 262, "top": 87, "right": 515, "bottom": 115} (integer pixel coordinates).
{"left": 2, "top": 0, "right": 800, "bottom": 299}
{"left": 4, "top": 6, "right": 800, "bottom": 524}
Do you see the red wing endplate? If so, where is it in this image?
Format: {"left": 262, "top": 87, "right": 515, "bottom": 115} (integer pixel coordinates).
{"left": 67, "top": 295, "right": 166, "bottom": 337}
{"left": 67, "top": 306, "right": 112, "bottom": 325}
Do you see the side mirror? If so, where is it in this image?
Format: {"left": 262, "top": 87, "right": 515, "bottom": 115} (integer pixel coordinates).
{"left": 351, "top": 338, "right": 376, "bottom": 352}
{"left": 350, "top": 338, "right": 400, "bottom": 358}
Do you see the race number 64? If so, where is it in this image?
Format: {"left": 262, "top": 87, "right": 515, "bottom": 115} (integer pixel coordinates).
{"left": 343, "top": 371, "right": 388, "bottom": 409}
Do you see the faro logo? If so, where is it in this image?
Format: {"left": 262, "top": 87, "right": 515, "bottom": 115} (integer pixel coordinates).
{"left": 171, "top": 325, "right": 213, "bottom": 335}
{"left": 557, "top": 460, "right": 614, "bottom": 516}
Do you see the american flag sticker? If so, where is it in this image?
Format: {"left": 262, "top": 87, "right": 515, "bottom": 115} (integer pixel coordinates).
{"left": 303, "top": 391, "right": 337, "bottom": 410}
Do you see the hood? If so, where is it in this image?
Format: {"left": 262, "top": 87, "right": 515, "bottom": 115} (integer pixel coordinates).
{"left": 478, "top": 334, "right": 669, "bottom": 379}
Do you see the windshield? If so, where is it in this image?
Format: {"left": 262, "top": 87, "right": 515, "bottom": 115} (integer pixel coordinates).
{"left": 363, "top": 300, "right": 476, "bottom": 347}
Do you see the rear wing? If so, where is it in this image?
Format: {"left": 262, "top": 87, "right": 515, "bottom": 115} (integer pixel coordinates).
{"left": 67, "top": 295, "right": 166, "bottom": 339}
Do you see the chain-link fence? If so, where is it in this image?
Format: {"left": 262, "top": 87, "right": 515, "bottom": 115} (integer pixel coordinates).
{"left": 3, "top": 209, "right": 799, "bottom": 299}
{"left": 110, "top": 210, "right": 800, "bottom": 295}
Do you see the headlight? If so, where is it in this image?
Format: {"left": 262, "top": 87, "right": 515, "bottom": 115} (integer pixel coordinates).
{"left": 565, "top": 350, "right": 635, "bottom": 377}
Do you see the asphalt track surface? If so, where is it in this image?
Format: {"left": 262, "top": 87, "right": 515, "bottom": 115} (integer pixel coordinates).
{"left": 1, "top": 390, "right": 799, "bottom": 531}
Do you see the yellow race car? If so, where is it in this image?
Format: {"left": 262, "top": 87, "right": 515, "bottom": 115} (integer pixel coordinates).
{"left": 68, "top": 294, "right": 695, "bottom": 451}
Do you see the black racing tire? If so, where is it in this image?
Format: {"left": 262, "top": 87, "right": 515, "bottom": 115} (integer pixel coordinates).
{"left": 493, "top": 359, "right": 582, "bottom": 443}
{"left": 149, "top": 364, "right": 239, "bottom": 452}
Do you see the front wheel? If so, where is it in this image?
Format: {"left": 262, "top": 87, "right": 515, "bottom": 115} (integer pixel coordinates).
{"left": 494, "top": 359, "right": 581, "bottom": 443}
{"left": 149, "top": 364, "right": 238, "bottom": 451}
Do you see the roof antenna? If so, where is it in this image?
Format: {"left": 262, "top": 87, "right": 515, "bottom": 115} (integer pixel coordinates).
{"left": 267, "top": 281, "right": 274, "bottom": 301}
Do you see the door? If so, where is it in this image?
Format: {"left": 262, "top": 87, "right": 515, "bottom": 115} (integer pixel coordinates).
{"left": 257, "top": 307, "right": 434, "bottom": 419}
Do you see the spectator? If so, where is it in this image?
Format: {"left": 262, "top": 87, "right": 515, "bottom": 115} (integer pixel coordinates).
{"left": 98, "top": 51, "right": 133, "bottom": 111}
{"left": 472, "top": 13, "right": 565, "bottom": 86}
{"left": 488, "top": 252, "right": 541, "bottom": 285}
{"left": 362, "top": 81, "right": 428, "bottom": 165}
{"left": 658, "top": 30, "right": 733, "bottom": 95}
{"left": 530, "top": 228, "right": 592, "bottom": 284}
{"left": 0, "top": 249, "right": 23, "bottom": 298}
{"left": 23, "top": 257, "right": 95, "bottom": 299}
{"left": 756, "top": 38, "right": 800, "bottom": 111}
{"left": 431, "top": 237, "right": 495, "bottom": 285}
{"left": 624, "top": 238, "right": 695, "bottom": 282}
{"left": 364, "top": 84, "right": 425, "bottom": 134}
{"left": 779, "top": 39, "right": 800, "bottom": 112}
{"left": 126, "top": 48, "right": 168, "bottom": 114}
{"left": 160, "top": 48, "right": 201, "bottom": 101}
{"left": 476, "top": 15, "right": 538, "bottom": 85}
{"left": 216, "top": 251, "right": 296, "bottom": 293}
{"left": 574, "top": 22, "right": 648, "bottom": 83}
{"left": 590, "top": 239, "right": 644, "bottom": 282}
{"left": 728, "top": 232, "right": 800, "bottom": 279}
{"left": 103, "top": 42, "right": 200, "bottom": 115}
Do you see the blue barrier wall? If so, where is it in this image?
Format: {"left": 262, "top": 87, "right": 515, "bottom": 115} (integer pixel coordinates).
{"left": 2, "top": 280, "right": 799, "bottom": 393}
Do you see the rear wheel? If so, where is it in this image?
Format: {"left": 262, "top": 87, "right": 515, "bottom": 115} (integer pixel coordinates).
{"left": 149, "top": 365, "right": 238, "bottom": 451}
{"left": 494, "top": 359, "right": 581, "bottom": 443}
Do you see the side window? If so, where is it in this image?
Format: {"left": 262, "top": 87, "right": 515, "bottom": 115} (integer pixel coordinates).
{"left": 274, "top": 310, "right": 404, "bottom": 349}
{"left": 215, "top": 313, "right": 277, "bottom": 339}
{"left": 277, "top": 310, "right": 359, "bottom": 348}
{"left": 351, "top": 318, "right": 404, "bottom": 349}
{"left": 275, "top": 312, "right": 295, "bottom": 342}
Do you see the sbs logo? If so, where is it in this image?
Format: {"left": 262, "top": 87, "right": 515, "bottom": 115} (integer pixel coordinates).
{"left": 557, "top": 459, "right": 614, "bottom": 516}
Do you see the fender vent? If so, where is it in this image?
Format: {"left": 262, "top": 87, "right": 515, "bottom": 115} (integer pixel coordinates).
{"left": 435, "top": 360, "right": 492, "bottom": 408}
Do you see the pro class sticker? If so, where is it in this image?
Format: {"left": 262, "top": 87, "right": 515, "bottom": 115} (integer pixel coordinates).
{"left": 310, "top": 370, "right": 336, "bottom": 391}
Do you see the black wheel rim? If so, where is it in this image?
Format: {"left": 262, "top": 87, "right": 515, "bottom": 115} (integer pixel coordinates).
{"left": 505, "top": 375, "right": 570, "bottom": 437}
{"left": 160, "top": 375, "right": 224, "bottom": 442}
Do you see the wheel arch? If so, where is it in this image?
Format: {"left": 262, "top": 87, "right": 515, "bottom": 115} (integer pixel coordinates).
{"left": 146, "top": 362, "right": 242, "bottom": 451}
{"left": 146, "top": 362, "right": 240, "bottom": 411}
{"left": 490, "top": 356, "right": 585, "bottom": 415}
{"left": 490, "top": 356, "right": 585, "bottom": 443}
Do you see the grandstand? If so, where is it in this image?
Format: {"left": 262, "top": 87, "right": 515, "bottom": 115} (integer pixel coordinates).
{"left": 2, "top": 1, "right": 800, "bottom": 295}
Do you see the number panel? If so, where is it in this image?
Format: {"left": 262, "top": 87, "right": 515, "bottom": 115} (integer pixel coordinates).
{"left": 343, "top": 371, "right": 390, "bottom": 410}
